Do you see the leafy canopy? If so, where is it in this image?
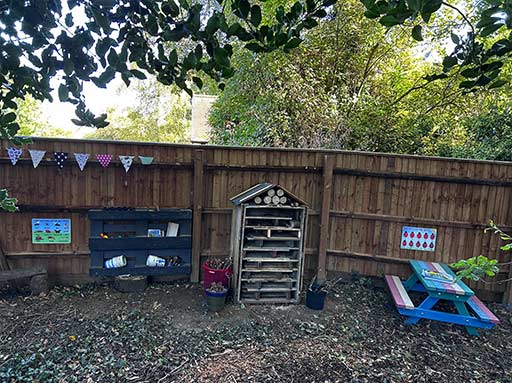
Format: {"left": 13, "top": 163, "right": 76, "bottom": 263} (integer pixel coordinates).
{"left": 361, "top": 0, "right": 512, "bottom": 91}
{"left": 0, "top": 0, "right": 334, "bottom": 143}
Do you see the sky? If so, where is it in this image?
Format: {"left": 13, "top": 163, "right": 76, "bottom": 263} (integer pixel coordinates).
{"left": 41, "top": 75, "right": 137, "bottom": 138}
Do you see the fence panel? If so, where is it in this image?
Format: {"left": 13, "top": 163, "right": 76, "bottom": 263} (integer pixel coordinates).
{"left": 1, "top": 138, "right": 511, "bottom": 302}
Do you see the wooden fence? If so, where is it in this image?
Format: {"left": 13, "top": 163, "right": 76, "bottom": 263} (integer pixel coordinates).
{"left": 1, "top": 137, "right": 511, "bottom": 303}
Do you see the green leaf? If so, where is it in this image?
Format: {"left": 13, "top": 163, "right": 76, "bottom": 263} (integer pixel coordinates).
{"left": 214, "top": 47, "right": 230, "bottom": 67}
{"left": 206, "top": 13, "right": 220, "bottom": 34}
{"left": 421, "top": 0, "right": 442, "bottom": 14}
{"left": 303, "top": 18, "right": 318, "bottom": 29}
{"left": 459, "top": 80, "right": 475, "bottom": 89}
{"left": 379, "top": 15, "right": 402, "bottom": 27}
{"left": 58, "top": 84, "right": 69, "bottom": 101}
{"left": 107, "top": 49, "right": 119, "bottom": 67}
{"left": 2, "top": 112, "right": 16, "bottom": 124}
{"left": 245, "top": 42, "right": 264, "bottom": 53}
{"left": 481, "top": 23, "right": 503, "bottom": 37}
{"left": 488, "top": 79, "right": 507, "bottom": 89}
{"left": 284, "top": 37, "right": 302, "bottom": 51}
{"left": 406, "top": 0, "right": 421, "bottom": 12}
{"left": 412, "top": 25, "right": 423, "bottom": 41}
{"left": 442, "top": 56, "right": 457, "bottom": 70}
{"left": 475, "top": 75, "right": 491, "bottom": 86}
{"left": 250, "top": 5, "right": 262, "bottom": 27}
{"left": 238, "top": 0, "right": 251, "bottom": 19}
{"left": 169, "top": 49, "right": 178, "bottom": 66}
{"left": 130, "top": 69, "right": 146, "bottom": 79}
{"left": 460, "top": 67, "right": 479, "bottom": 78}
{"left": 192, "top": 76, "right": 203, "bottom": 89}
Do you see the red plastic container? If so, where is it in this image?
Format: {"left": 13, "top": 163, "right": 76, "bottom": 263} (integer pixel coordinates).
{"left": 202, "top": 262, "right": 233, "bottom": 295}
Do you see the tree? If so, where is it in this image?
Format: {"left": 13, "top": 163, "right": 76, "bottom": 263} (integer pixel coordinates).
{"left": 86, "top": 79, "right": 191, "bottom": 142}
{"left": 0, "top": 0, "right": 334, "bottom": 143}
{"left": 16, "top": 96, "right": 74, "bottom": 138}
{"left": 209, "top": 0, "right": 511, "bottom": 153}
{"left": 2, "top": 0, "right": 512, "bottom": 145}
{"left": 360, "top": 0, "right": 512, "bottom": 92}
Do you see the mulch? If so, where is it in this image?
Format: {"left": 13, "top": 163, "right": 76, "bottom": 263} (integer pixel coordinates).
{"left": 0, "top": 279, "right": 510, "bottom": 383}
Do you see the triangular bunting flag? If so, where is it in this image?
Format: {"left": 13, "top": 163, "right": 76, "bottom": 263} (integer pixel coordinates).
{"left": 139, "top": 156, "right": 154, "bottom": 165}
{"left": 74, "top": 153, "right": 90, "bottom": 171}
{"left": 29, "top": 149, "right": 46, "bottom": 168}
{"left": 96, "top": 154, "right": 113, "bottom": 168}
{"left": 53, "top": 152, "right": 68, "bottom": 169}
{"left": 119, "top": 155, "right": 134, "bottom": 172}
{"left": 6, "top": 147, "right": 23, "bottom": 165}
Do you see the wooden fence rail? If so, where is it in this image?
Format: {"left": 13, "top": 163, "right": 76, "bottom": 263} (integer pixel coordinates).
{"left": 1, "top": 137, "right": 511, "bottom": 303}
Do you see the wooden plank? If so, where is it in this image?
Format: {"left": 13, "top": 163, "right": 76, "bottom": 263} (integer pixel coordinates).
{"left": 467, "top": 296, "right": 500, "bottom": 324}
{"left": 385, "top": 275, "right": 414, "bottom": 309}
{"left": 191, "top": 149, "right": 205, "bottom": 283}
{"left": 317, "top": 155, "right": 334, "bottom": 281}
{"left": 0, "top": 242, "right": 10, "bottom": 271}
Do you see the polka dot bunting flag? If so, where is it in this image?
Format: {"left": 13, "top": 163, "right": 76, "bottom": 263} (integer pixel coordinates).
{"left": 96, "top": 154, "right": 113, "bottom": 168}
{"left": 74, "top": 153, "right": 90, "bottom": 171}
{"left": 29, "top": 149, "right": 46, "bottom": 168}
{"left": 119, "top": 155, "right": 134, "bottom": 172}
{"left": 7, "top": 147, "right": 23, "bottom": 165}
{"left": 53, "top": 152, "right": 68, "bottom": 169}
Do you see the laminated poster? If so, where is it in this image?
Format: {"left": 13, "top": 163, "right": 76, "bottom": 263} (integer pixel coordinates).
{"left": 401, "top": 226, "right": 436, "bottom": 252}
{"left": 32, "top": 218, "right": 71, "bottom": 244}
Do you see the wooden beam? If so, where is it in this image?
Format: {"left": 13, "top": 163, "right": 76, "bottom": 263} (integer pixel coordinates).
{"left": 0, "top": 242, "right": 10, "bottom": 272}
{"left": 191, "top": 149, "right": 205, "bottom": 283}
{"left": 317, "top": 155, "right": 334, "bottom": 281}
{"left": 333, "top": 168, "right": 512, "bottom": 187}
{"left": 326, "top": 249, "right": 409, "bottom": 265}
{"left": 329, "top": 210, "right": 511, "bottom": 231}
{"left": 503, "top": 262, "right": 512, "bottom": 306}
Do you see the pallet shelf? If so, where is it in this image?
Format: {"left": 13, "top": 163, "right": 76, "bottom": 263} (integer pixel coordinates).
{"left": 88, "top": 208, "right": 192, "bottom": 277}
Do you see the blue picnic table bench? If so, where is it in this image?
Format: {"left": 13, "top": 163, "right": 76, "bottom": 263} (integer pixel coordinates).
{"left": 385, "top": 260, "right": 500, "bottom": 336}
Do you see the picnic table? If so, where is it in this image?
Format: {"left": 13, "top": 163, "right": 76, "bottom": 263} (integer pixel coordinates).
{"left": 385, "top": 260, "right": 499, "bottom": 335}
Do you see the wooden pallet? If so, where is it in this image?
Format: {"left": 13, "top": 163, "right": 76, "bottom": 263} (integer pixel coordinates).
{"left": 233, "top": 205, "right": 307, "bottom": 304}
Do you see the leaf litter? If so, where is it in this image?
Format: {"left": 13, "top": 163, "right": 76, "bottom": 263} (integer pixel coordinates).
{"left": 0, "top": 280, "right": 510, "bottom": 382}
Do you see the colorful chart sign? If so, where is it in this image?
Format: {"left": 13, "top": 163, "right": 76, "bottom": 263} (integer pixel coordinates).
{"left": 401, "top": 226, "right": 436, "bottom": 252}
{"left": 32, "top": 219, "right": 71, "bottom": 244}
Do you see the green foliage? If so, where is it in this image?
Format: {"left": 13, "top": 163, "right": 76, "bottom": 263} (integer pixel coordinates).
{"left": 459, "top": 109, "right": 512, "bottom": 161}
{"left": 360, "top": 0, "right": 512, "bottom": 91}
{"left": 451, "top": 255, "right": 499, "bottom": 282}
{"left": 86, "top": 79, "right": 190, "bottom": 143}
{"left": 210, "top": 0, "right": 511, "bottom": 152}
{"left": 0, "top": 189, "right": 18, "bottom": 212}
{"left": 0, "top": 0, "right": 333, "bottom": 142}
{"left": 451, "top": 221, "right": 509, "bottom": 282}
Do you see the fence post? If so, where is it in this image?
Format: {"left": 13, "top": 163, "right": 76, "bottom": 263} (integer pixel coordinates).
{"left": 504, "top": 264, "right": 512, "bottom": 307}
{"left": 191, "top": 149, "right": 204, "bottom": 283}
{"left": 317, "top": 155, "right": 334, "bottom": 282}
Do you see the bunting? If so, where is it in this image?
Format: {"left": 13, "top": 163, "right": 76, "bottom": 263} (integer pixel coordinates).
{"left": 6, "top": 147, "right": 23, "bottom": 165}
{"left": 119, "top": 155, "right": 134, "bottom": 172}
{"left": 139, "top": 155, "right": 153, "bottom": 165}
{"left": 53, "top": 152, "right": 68, "bottom": 169}
{"left": 29, "top": 149, "right": 46, "bottom": 168}
{"left": 96, "top": 154, "right": 113, "bottom": 168}
{"left": 74, "top": 153, "right": 90, "bottom": 171}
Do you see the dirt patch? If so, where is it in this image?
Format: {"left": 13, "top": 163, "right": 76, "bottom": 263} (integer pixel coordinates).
{"left": 0, "top": 280, "right": 510, "bottom": 382}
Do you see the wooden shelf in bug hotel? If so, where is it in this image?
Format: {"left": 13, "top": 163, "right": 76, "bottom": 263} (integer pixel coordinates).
{"left": 230, "top": 183, "right": 308, "bottom": 304}
{"left": 88, "top": 209, "right": 192, "bottom": 277}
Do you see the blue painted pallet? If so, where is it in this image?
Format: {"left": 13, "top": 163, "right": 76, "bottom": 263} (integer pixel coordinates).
{"left": 88, "top": 209, "right": 192, "bottom": 277}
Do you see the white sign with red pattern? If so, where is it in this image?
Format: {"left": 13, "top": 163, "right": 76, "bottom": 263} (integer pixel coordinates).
{"left": 401, "top": 226, "right": 437, "bottom": 252}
